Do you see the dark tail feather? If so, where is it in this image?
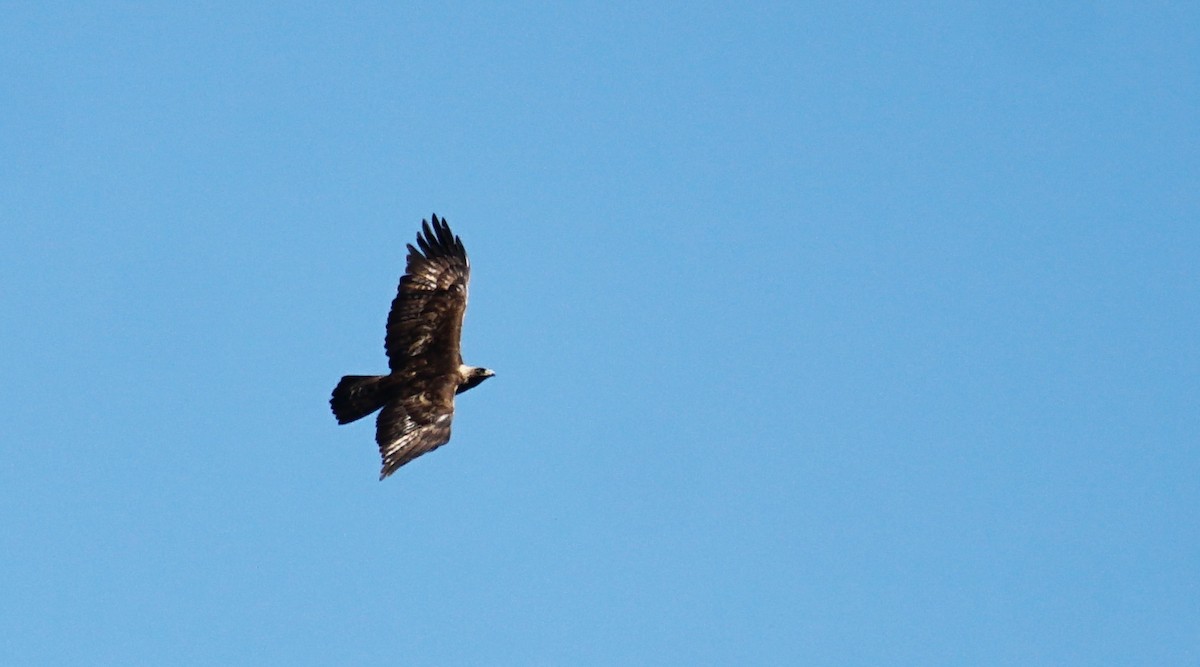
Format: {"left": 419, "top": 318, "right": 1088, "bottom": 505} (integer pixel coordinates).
{"left": 330, "top": 375, "right": 388, "bottom": 425}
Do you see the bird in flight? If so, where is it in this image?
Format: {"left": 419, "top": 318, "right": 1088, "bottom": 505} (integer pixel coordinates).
{"left": 330, "top": 214, "right": 494, "bottom": 479}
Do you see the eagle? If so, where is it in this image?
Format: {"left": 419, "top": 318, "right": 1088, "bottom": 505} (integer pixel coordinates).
{"left": 330, "top": 214, "right": 494, "bottom": 479}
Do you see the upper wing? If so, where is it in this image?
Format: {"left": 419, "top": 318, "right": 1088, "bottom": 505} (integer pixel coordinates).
{"left": 384, "top": 214, "right": 470, "bottom": 374}
{"left": 375, "top": 392, "right": 454, "bottom": 479}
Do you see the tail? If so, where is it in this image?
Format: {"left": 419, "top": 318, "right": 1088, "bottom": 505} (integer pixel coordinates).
{"left": 330, "top": 375, "right": 389, "bottom": 425}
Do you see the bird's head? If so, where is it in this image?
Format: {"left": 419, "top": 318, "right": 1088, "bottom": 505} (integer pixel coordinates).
{"left": 457, "top": 366, "right": 495, "bottom": 394}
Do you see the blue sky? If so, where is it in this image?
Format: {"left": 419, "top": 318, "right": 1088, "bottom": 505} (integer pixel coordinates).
{"left": 2, "top": 3, "right": 1197, "bottom": 665}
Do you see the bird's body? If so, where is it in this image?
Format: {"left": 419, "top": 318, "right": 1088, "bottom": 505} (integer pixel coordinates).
{"left": 330, "top": 215, "right": 493, "bottom": 479}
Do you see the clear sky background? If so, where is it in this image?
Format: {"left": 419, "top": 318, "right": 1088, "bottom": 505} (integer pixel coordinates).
{"left": 2, "top": 3, "right": 1197, "bottom": 665}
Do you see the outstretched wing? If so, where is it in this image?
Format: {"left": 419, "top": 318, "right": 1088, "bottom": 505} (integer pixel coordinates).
{"left": 376, "top": 214, "right": 469, "bottom": 478}
{"left": 375, "top": 392, "right": 454, "bottom": 479}
{"left": 384, "top": 214, "right": 470, "bottom": 375}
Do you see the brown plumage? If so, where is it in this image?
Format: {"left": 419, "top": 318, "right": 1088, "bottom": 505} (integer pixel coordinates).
{"left": 330, "top": 214, "right": 494, "bottom": 479}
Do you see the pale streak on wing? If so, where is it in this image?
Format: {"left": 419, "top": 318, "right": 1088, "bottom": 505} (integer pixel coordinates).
{"left": 375, "top": 400, "right": 453, "bottom": 479}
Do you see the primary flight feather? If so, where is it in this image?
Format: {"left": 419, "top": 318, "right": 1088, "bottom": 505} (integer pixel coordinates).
{"left": 330, "top": 214, "right": 494, "bottom": 479}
